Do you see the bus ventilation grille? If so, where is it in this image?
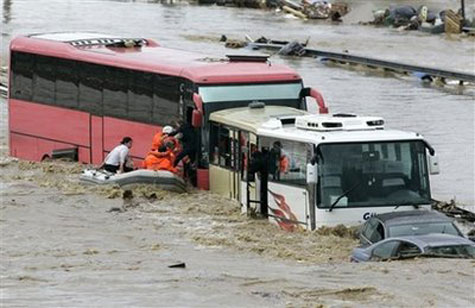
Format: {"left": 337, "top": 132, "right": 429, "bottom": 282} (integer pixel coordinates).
{"left": 226, "top": 55, "right": 269, "bottom": 63}
{"left": 69, "top": 38, "right": 148, "bottom": 47}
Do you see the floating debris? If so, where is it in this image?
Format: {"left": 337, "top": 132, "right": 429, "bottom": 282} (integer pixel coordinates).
{"left": 107, "top": 206, "right": 125, "bottom": 213}
{"left": 198, "top": 0, "right": 350, "bottom": 21}
{"left": 168, "top": 262, "right": 186, "bottom": 268}
{"left": 282, "top": 286, "right": 381, "bottom": 301}
{"left": 241, "top": 35, "right": 475, "bottom": 85}
{"left": 433, "top": 199, "right": 475, "bottom": 222}
{"left": 83, "top": 248, "right": 99, "bottom": 255}
{"left": 315, "top": 224, "right": 358, "bottom": 239}
{"left": 360, "top": 4, "right": 474, "bottom": 35}
{"left": 277, "top": 41, "right": 307, "bottom": 56}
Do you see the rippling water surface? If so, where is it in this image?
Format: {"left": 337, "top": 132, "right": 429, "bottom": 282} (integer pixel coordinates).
{"left": 1, "top": 0, "right": 474, "bottom": 204}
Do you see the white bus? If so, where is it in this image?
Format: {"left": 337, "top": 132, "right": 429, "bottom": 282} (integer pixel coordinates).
{"left": 208, "top": 104, "right": 439, "bottom": 230}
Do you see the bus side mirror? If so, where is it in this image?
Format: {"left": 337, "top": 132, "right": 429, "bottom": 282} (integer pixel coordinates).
{"left": 193, "top": 93, "right": 203, "bottom": 110}
{"left": 429, "top": 154, "right": 440, "bottom": 175}
{"left": 192, "top": 93, "right": 203, "bottom": 128}
{"left": 300, "top": 87, "right": 329, "bottom": 114}
{"left": 307, "top": 162, "right": 318, "bottom": 184}
{"left": 191, "top": 109, "right": 202, "bottom": 128}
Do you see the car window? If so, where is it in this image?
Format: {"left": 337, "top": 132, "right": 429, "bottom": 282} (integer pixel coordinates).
{"left": 372, "top": 240, "right": 400, "bottom": 260}
{"left": 368, "top": 221, "right": 384, "bottom": 243}
{"left": 376, "top": 222, "right": 385, "bottom": 239}
{"left": 396, "top": 241, "right": 422, "bottom": 258}
{"left": 360, "top": 221, "right": 371, "bottom": 243}
{"left": 426, "top": 245, "right": 475, "bottom": 258}
{"left": 389, "top": 222, "right": 460, "bottom": 237}
{"left": 361, "top": 219, "right": 385, "bottom": 244}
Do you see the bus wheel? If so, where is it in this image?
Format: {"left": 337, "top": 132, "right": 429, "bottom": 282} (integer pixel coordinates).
{"left": 41, "top": 154, "right": 51, "bottom": 162}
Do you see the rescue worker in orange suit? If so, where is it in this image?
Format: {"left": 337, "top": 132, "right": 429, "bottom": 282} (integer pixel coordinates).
{"left": 151, "top": 125, "right": 174, "bottom": 151}
{"left": 269, "top": 141, "right": 289, "bottom": 180}
{"left": 143, "top": 141, "right": 178, "bottom": 173}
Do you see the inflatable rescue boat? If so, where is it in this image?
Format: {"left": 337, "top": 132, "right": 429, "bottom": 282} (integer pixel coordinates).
{"left": 80, "top": 169, "right": 186, "bottom": 192}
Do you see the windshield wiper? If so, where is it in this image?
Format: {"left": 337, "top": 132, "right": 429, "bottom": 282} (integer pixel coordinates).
{"left": 328, "top": 181, "right": 363, "bottom": 212}
{"left": 394, "top": 201, "right": 421, "bottom": 210}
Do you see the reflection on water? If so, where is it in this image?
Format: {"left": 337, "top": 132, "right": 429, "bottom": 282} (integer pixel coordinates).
{"left": 0, "top": 0, "right": 473, "bottom": 204}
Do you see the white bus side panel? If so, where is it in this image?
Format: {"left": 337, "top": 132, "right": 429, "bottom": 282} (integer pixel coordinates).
{"left": 267, "top": 182, "right": 309, "bottom": 231}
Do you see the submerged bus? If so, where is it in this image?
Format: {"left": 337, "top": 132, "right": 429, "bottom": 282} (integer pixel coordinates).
{"left": 209, "top": 104, "right": 440, "bottom": 228}
{"left": 8, "top": 32, "right": 326, "bottom": 189}
{"left": 8, "top": 32, "right": 440, "bottom": 227}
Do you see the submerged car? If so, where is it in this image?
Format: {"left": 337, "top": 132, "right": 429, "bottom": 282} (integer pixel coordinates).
{"left": 351, "top": 233, "right": 475, "bottom": 262}
{"left": 358, "top": 210, "right": 463, "bottom": 246}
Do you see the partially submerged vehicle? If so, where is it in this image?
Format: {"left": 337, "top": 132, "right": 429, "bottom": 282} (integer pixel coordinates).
{"left": 358, "top": 210, "right": 464, "bottom": 246}
{"left": 351, "top": 233, "right": 475, "bottom": 262}
{"left": 80, "top": 169, "right": 186, "bottom": 192}
{"left": 8, "top": 32, "right": 442, "bottom": 228}
{"left": 208, "top": 103, "right": 440, "bottom": 229}
{"left": 8, "top": 32, "right": 325, "bottom": 191}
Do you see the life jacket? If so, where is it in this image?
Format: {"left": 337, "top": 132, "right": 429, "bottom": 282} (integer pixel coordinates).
{"left": 279, "top": 155, "right": 290, "bottom": 173}
{"left": 151, "top": 132, "right": 164, "bottom": 151}
{"left": 143, "top": 149, "right": 177, "bottom": 173}
{"left": 162, "top": 136, "right": 181, "bottom": 154}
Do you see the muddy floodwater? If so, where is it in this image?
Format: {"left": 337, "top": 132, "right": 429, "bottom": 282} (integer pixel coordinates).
{"left": 1, "top": 0, "right": 475, "bottom": 306}
{"left": 1, "top": 160, "right": 474, "bottom": 307}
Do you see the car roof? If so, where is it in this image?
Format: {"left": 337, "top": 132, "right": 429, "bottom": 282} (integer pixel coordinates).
{"left": 390, "top": 234, "right": 474, "bottom": 249}
{"left": 373, "top": 210, "right": 452, "bottom": 227}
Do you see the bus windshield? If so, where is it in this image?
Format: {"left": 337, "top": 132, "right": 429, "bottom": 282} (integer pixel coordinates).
{"left": 316, "top": 141, "right": 431, "bottom": 209}
{"left": 199, "top": 83, "right": 302, "bottom": 103}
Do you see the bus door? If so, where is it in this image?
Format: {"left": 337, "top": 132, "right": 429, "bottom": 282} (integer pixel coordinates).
{"left": 230, "top": 129, "right": 240, "bottom": 200}
{"left": 242, "top": 133, "right": 260, "bottom": 215}
{"left": 258, "top": 137, "right": 311, "bottom": 230}
{"left": 239, "top": 131, "right": 249, "bottom": 211}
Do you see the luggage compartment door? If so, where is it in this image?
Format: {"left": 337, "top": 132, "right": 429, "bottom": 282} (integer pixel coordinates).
{"left": 90, "top": 115, "right": 103, "bottom": 165}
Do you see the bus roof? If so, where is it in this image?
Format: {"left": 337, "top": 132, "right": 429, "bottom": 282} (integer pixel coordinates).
{"left": 10, "top": 32, "right": 301, "bottom": 84}
{"left": 210, "top": 105, "right": 308, "bottom": 133}
{"left": 210, "top": 105, "right": 425, "bottom": 144}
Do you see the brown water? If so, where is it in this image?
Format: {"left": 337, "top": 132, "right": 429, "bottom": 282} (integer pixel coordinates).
{"left": 1, "top": 0, "right": 475, "bottom": 306}
{"left": 1, "top": 159, "right": 474, "bottom": 307}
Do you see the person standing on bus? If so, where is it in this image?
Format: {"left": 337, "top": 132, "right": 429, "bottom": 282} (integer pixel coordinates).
{"left": 170, "top": 120, "right": 197, "bottom": 167}
{"left": 101, "top": 137, "right": 133, "bottom": 174}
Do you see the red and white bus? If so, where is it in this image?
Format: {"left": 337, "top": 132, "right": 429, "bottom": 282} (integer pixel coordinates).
{"left": 8, "top": 32, "right": 326, "bottom": 189}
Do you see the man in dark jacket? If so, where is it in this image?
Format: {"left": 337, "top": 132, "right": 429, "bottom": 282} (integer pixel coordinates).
{"left": 170, "top": 120, "right": 197, "bottom": 168}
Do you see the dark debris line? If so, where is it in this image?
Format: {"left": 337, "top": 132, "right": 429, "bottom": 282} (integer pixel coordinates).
{"left": 432, "top": 199, "right": 475, "bottom": 223}
{"left": 248, "top": 39, "right": 475, "bottom": 84}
